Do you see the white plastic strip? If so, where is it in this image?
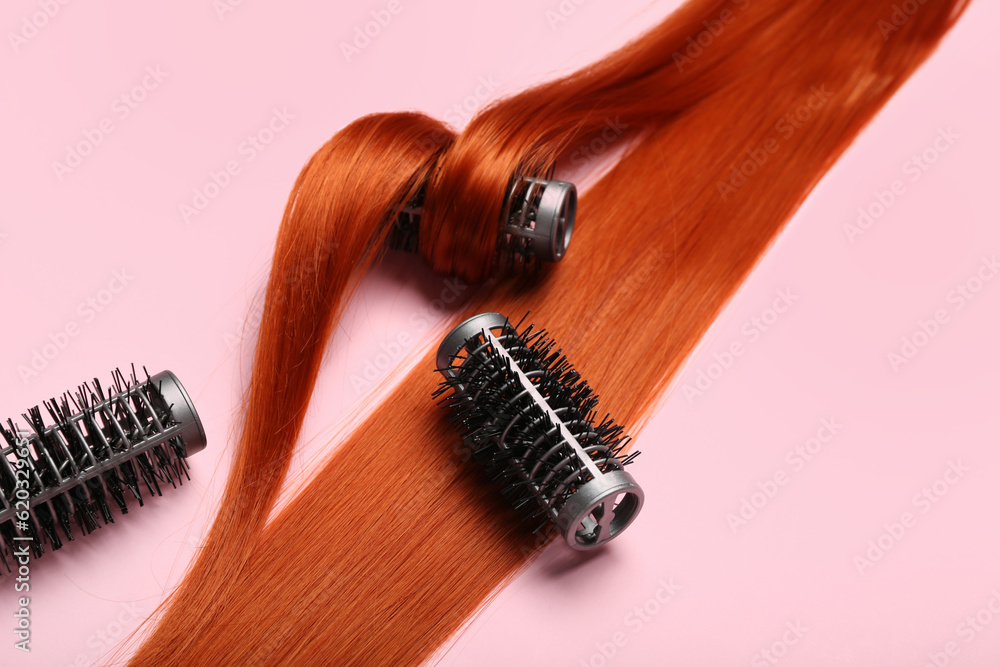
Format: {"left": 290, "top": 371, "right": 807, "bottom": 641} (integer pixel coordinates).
{"left": 484, "top": 330, "right": 602, "bottom": 478}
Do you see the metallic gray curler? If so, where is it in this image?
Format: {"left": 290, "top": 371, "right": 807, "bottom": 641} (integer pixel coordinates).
{"left": 434, "top": 312, "right": 643, "bottom": 550}
{"left": 390, "top": 175, "right": 577, "bottom": 271}
{"left": 0, "top": 367, "right": 206, "bottom": 570}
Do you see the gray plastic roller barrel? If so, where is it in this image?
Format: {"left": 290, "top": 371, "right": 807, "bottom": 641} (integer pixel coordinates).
{"left": 435, "top": 312, "right": 643, "bottom": 550}
{"left": 502, "top": 178, "right": 577, "bottom": 263}
{"left": 0, "top": 368, "right": 208, "bottom": 561}
{"left": 393, "top": 177, "right": 577, "bottom": 268}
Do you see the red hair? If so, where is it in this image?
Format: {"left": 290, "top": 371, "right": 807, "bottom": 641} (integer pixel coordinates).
{"left": 123, "top": 0, "right": 968, "bottom": 663}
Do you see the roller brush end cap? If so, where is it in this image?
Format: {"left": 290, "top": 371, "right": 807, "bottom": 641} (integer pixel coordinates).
{"left": 533, "top": 179, "right": 576, "bottom": 263}
{"left": 435, "top": 312, "right": 510, "bottom": 372}
{"left": 149, "top": 370, "right": 207, "bottom": 456}
{"left": 556, "top": 470, "right": 644, "bottom": 550}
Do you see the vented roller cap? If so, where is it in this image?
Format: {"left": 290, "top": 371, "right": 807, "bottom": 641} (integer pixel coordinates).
{"left": 436, "top": 312, "right": 509, "bottom": 372}
{"left": 554, "top": 469, "right": 643, "bottom": 549}
{"left": 502, "top": 178, "right": 577, "bottom": 264}
{"left": 149, "top": 370, "right": 207, "bottom": 456}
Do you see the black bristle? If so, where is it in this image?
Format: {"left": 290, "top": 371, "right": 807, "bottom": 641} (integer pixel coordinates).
{"left": 0, "top": 521, "right": 15, "bottom": 571}
{"left": 91, "top": 377, "right": 107, "bottom": 403}
{"left": 118, "top": 460, "right": 144, "bottom": 506}
{"left": 169, "top": 439, "right": 191, "bottom": 481}
{"left": 387, "top": 188, "right": 424, "bottom": 252}
{"left": 68, "top": 484, "right": 100, "bottom": 535}
{"left": 86, "top": 478, "right": 114, "bottom": 525}
{"left": 50, "top": 494, "right": 75, "bottom": 542}
{"left": 34, "top": 502, "right": 62, "bottom": 550}
{"left": 135, "top": 452, "right": 161, "bottom": 497}
{"left": 4, "top": 513, "right": 45, "bottom": 558}
{"left": 15, "top": 512, "right": 45, "bottom": 558}
{"left": 102, "top": 469, "right": 129, "bottom": 515}
{"left": 154, "top": 444, "right": 180, "bottom": 488}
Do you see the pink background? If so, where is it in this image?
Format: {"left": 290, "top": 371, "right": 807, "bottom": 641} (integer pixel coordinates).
{"left": 2, "top": 1, "right": 999, "bottom": 665}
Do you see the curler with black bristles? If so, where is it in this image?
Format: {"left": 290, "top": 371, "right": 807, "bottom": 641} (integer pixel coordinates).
{"left": 434, "top": 313, "right": 643, "bottom": 550}
{"left": 0, "top": 367, "right": 206, "bottom": 571}
{"left": 390, "top": 174, "right": 577, "bottom": 271}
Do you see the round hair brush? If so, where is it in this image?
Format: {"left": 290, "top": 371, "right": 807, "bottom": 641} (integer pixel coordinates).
{"left": 390, "top": 175, "right": 577, "bottom": 270}
{"left": 434, "top": 313, "right": 643, "bottom": 550}
{"left": 0, "top": 367, "right": 206, "bottom": 570}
